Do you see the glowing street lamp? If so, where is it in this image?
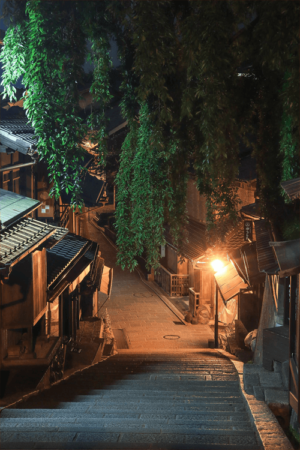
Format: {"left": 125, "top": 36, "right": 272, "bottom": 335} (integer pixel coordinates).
{"left": 211, "top": 259, "right": 224, "bottom": 273}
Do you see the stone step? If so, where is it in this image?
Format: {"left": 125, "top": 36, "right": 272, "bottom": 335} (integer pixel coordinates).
{"left": 31, "top": 387, "right": 242, "bottom": 397}
{"left": 0, "top": 351, "right": 263, "bottom": 450}
{"left": 0, "top": 425, "right": 256, "bottom": 435}
{"left": 21, "top": 394, "right": 243, "bottom": 409}
{"left": 1, "top": 409, "right": 251, "bottom": 421}
{"left": 24, "top": 395, "right": 243, "bottom": 404}
{"left": 13, "top": 402, "right": 247, "bottom": 413}
{"left": 0, "top": 417, "right": 253, "bottom": 428}
{"left": 0, "top": 431, "right": 261, "bottom": 449}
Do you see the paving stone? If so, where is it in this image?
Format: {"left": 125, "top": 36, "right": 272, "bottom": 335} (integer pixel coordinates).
{"left": 259, "top": 372, "right": 283, "bottom": 388}
{"left": 244, "top": 373, "right": 260, "bottom": 394}
{"left": 74, "top": 432, "right": 120, "bottom": 442}
{"left": 5, "top": 432, "right": 76, "bottom": 442}
{"left": 281, "top": 360, "right": 289, "bottom": 390}
{"left": 253, "top": 386, "right": 265, "bottom": 401}
{"left": 264, "top": 389, "right": 289, "bottom": 406}
{"left": 0, "top": 432, "right": 14, "bottom": 442}
{"left": 185, "top": 434, "right": 229, "bottom": 444}
{"left": 119, "top": 432, "right": 185, "bottom": 444}
{"left": 229, "top": 435, "right": 259, "bottom": 446}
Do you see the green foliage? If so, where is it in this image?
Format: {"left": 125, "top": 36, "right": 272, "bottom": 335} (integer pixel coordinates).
{"left": 0, "top": 0, "right": 113, "bottom": 209}
{"left": 115, "top": 102, "right": 180, "bottom": 271}
{"left": 1, "top": 0, "right": 299, "bottom": 269}
{"left": 282, "top": 216, "right": 300, "bottom": 241}
{"left": 86, "top": 35, "right": 113, "bottom": 165}
{"left": 280, "top": 73, "right": 299, "bottom": 183}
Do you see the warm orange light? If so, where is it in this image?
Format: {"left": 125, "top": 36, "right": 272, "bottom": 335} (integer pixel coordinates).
{"left": 211, "top": 259, "right": 224, "bottom": 272}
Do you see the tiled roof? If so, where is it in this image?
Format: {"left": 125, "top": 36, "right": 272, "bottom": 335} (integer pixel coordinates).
{"left": 0, "top": 189, "right": 40, "bottom": 229}
{"left": 165, "top": 217, "right": 206, "bottom": 261}
{"left": 0, "top": 218, "right": 56, "bottom": 268}
{"left": 47, "top": 233, "right": 90, "bottom": 288}
{"left": 240, "top": 202, "right": 261, "bottom": 219}
{"left": 0, "top": 118, "right": 38, "bottom": 154}
{"left": 254, "top": 220, "right": 279, "bottom": 274}
{"left": 226, "top": 220, "right": 247, "bottom": 250}
{"left": 215, "top": 219, "right": 248, "bottom": 257}
{"left": 39, "top": 226, "right": 69, "bottom": 249}
{"left": 281, "top": 177, "right": 300, "bottom": 200}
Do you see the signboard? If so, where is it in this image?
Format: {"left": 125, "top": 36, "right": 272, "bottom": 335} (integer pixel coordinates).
{"left": 37, "top": 180, "right": 54, "bottom": 218}
{"left": 244, "top": 220, "right": 252, "bottom": 241}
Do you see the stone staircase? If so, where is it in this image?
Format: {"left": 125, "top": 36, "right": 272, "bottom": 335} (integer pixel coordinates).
{"left": 0, "top": 351, "right": 263, "bottom": 449}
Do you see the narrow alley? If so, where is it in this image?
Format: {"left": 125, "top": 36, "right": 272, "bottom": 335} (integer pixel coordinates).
{"left": 91, "top": 223, "right": 214, "bottom": 350}
{"left": 0, "top": 221, "right": 289, "bottom": 449}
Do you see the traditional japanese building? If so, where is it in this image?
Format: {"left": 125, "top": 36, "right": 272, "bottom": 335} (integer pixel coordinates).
{"left": 0, "top": 189, "right": 112, "bottom": 388}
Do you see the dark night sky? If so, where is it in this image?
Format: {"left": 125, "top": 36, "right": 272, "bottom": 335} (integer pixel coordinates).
{"left": 0, "top": 0, "right": 120, "bottom": 92}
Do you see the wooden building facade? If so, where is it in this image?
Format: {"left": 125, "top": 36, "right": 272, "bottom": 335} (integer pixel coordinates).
{"left": 0, "top": 189, "right": 112, "bottom": 391}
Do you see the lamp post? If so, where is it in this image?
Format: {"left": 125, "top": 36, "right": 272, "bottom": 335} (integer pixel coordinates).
{"left": 210, "top": 259, "right": 225, "bottom": 350}
{"left": 215, "top": 280, "right": 219, "bottom": 349}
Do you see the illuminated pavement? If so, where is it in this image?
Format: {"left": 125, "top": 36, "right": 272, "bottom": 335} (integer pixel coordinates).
{"left": 86, "top": 221, "right": 214, "bottom": 350}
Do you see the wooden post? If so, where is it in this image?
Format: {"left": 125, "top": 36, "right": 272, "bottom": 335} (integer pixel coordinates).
{"left": 284, "top": 277, "right": 290, "bottom": 326}
{"left": 46, "top": 302, "right": 51, "bottom": 336}
{"left": 31, "top": 165, "right": 34, "bottom": 218}
{"left": 59, "top": 294, "right": 64, "bottom": 338}
{"left": 72, "top": 298, "right": 77, "bottom": 342}
{"left": 28, "top": 327, "right": 34, "bottom": 353}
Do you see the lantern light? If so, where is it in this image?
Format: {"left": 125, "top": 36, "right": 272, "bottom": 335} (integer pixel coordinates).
{"left": 211, "top": 259, "right": 224, "bottom": 273}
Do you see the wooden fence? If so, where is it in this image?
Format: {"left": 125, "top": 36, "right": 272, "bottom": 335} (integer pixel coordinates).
{"left": 154, "top": 265, "right": 189, "bottom": 297}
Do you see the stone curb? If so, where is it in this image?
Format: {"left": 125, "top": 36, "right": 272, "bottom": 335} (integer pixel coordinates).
{"left": 218, "top": 349, "right": 293, "bottom": 450}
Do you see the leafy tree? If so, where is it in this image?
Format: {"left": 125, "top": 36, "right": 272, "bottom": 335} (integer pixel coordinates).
{"left": 1, "top": 0, "right": 299, "bottom": 269}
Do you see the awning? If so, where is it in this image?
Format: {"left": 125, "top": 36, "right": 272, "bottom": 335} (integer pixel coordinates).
{"left": 254, "top": 220, "right": 279, "bottom": 274}
{"left": 270, "top": 239, "right": 300, "bottom": 277}
{"left": 100, "top": 265, "right": 113, "bottom": 296}
{"left": 215, "top": 261, "right": 248, "bottom": 302}
{"left": 229, "top": 242, "right": 264, "bottom": 286}
{"left": 47, "top": 233, "right": 90, "bottom": 289}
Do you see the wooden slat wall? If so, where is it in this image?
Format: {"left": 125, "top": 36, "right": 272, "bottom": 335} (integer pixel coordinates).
{"left": 32, "top": 248, "right": 47, "bottom": 325}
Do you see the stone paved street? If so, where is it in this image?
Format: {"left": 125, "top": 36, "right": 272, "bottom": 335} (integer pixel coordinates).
{"left": 87, "top": 221, "right": 214, "bottom": 350}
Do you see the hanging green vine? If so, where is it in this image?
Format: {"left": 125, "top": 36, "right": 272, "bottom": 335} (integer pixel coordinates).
{"left": 1, "top": 0, "right": 299, "bottom": 269}
{"left": 85, "top": 36, "right": 113, "bottom": 165}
